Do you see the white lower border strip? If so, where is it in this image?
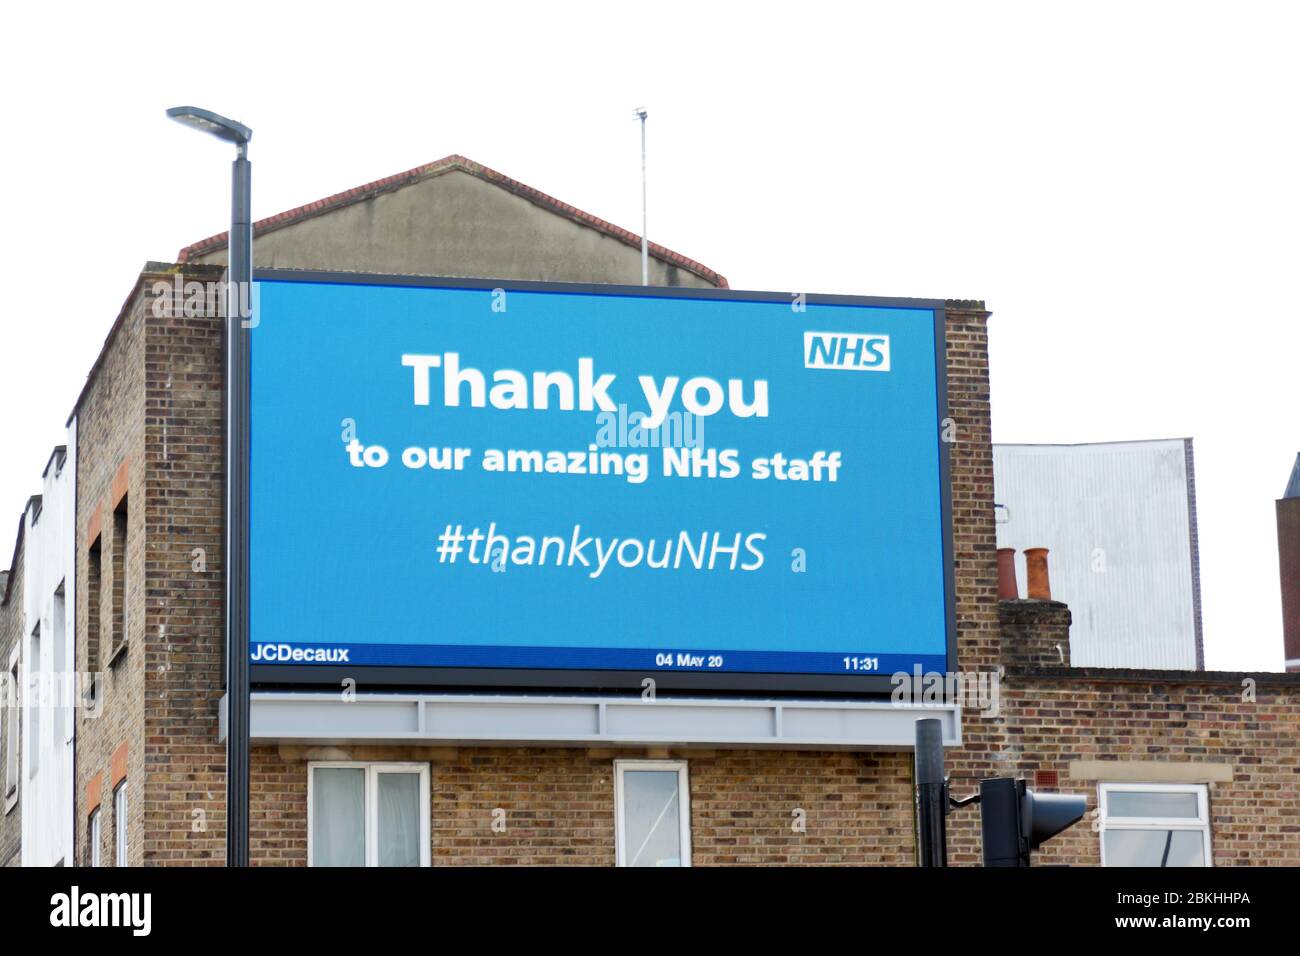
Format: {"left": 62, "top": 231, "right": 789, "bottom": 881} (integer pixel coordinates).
{"left": 222, "top": 692, "right": 962, "bottom": 751}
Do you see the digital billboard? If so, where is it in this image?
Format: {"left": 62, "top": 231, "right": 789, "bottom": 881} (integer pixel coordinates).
{"left": 247, "top": 273, "right": 954, "bottom": 693}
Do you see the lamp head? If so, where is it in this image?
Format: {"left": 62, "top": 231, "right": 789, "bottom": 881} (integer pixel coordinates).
{"left": 166, "top": 106, "right": 252, "bottom": 145}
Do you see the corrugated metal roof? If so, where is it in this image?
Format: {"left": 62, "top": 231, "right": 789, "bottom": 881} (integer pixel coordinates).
{"left": 993, "top": 438, "right": 1201, "bottom": 670}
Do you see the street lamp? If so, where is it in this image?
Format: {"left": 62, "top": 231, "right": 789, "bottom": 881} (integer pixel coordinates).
{"left": 166, "top": 106, "right": 252, "bottom": 146}
{"left": 166, "top": 105, "right": 253, "bottom": 868}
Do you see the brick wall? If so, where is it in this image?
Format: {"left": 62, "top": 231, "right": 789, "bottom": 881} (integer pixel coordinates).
{"left": 140, "top": 267, "right": 227, "bottom": 865}
{"left": 74, "top": 277, "right": 150, "bottom": 866}
{"left": 251, "top": 675, "right": 1300, "bottom": 868}
{"left": 942, "top": 598, "right": 1300, "bottom": 865}
{"left": 252, "top": 744, "right": 916, "bottom": 866}
{"left": 974, "top": 668, "right": 1300, "bottom": 866}
{"left": 943, "top": 302, "right": 1004, "bottom": 685}
{"left": 999, "top": 600, "right": 1071, "bottom": 669}
{"left": 937, "top": 301, "right": 1004, "bottom": 860}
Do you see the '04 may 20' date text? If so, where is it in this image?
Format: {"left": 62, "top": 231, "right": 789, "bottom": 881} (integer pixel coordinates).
{"left": 655, "top": 652, "right": 725, "bottom": 668}
{"left": 650, "top": 654, "right": 882, "bottom": 670}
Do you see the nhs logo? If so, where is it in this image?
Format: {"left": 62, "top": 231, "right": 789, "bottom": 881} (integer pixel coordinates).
{"left": 804, "top": 331, "right": 890, "bottom": 372}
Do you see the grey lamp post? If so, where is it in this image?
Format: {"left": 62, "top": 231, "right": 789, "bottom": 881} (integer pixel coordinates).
{"left": 166, "top": 105, "right": 253, "bottom": 867}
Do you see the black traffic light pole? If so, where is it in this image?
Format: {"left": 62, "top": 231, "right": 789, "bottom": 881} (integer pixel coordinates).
{"left": 914, "top": 718, "right": 948, "bottom": 867}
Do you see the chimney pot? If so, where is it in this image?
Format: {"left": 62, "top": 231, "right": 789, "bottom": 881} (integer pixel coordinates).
{"left": 997, "top": 548, "right": 1019, "bottom": 600}
{"left": 1025, "top": 547, "right": 1051, "bottom": 600}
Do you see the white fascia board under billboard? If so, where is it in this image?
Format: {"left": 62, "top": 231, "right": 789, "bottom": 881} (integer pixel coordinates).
{"left": 227, "top": 692, "right": 962, "bottom": 752}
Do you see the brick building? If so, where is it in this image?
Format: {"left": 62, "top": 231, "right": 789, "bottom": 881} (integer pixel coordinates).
{"left": 4, "top": 154, "right": 1298, "bottom": 866}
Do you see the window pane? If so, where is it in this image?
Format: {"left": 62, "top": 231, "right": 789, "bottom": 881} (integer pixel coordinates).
{"left": 1107, "top": 790, "right": 1199, "bottom": 819}
{"left": 623, "top": 770, "right": 683, "bottom": 867}
{"left": 1104, "top": 829, "right": 1205, "bottom": 867}
{"left": 377, "top": 772, "right": 421, "bottom": 867}
{"left": 312, "top": 768, "right": 365, "bottom": 866}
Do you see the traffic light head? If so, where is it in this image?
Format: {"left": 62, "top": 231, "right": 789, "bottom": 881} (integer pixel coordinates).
{"left": 1023, "top": 788, "right": 1086, "bottom": 852}
{"left": 979, "top": 777, "right": 1086, "bottom": 866}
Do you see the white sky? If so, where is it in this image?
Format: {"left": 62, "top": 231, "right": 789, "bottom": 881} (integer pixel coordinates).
{"left": 1, "top": 1, "right": 1294, "bottom": 670}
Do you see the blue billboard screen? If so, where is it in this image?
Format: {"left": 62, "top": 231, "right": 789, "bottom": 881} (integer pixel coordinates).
{"left": 247, "top": 275, "right": 953, "bottom": 689}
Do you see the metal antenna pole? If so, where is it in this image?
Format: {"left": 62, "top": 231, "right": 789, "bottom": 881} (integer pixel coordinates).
{"left": 634, "top": 107, "right": 648, "bottom": 285}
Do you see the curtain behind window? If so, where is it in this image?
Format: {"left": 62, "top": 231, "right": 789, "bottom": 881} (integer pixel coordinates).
{"left": 313, "top": 767, "right": 365, "bottom": 866}
{"left": 623, "top": 770, "right": 682, "bottom": 867}
{"left": 377, "top": 772, "right": 420, "bottom": 867}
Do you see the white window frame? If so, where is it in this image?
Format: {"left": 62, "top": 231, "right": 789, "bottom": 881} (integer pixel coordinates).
{"left": 114, "top": 782, "right": 128, "bottom": 867}
{"left": 89, "top": 808, "right": 101, "bottom": 867}
{"left": 307, "top": 762, "right": 431, "bottom": 867}
{"left": 614, "top": 759, "right": 692, "bottom": 868}
{"left": 1098, "top": 782, "right": 1212, "bottom": 867}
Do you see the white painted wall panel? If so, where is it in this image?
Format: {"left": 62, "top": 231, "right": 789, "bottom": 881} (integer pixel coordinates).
{"left": 993, "top": 439, "right": 1200, "bottom": 669}
{"left": 20, "top": 424, "right": 75, "bottom": 866}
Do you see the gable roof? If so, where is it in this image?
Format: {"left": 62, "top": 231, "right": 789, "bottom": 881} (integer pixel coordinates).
{"left": 177, "top": 154, "right": 728, "bottom": 288}
{"left": 1286, "top": 453, "right": 1300, "bottom": 499}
